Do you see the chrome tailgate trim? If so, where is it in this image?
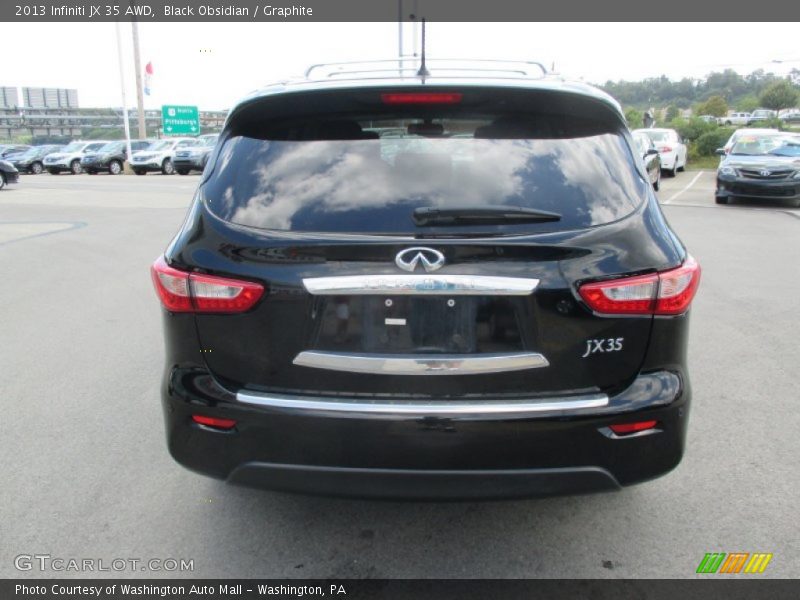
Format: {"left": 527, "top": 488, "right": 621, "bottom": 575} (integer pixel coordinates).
{"left": 292, "top": 351, "right": 549, "bottom": 375}
{"left": 302, "top": 274, "right": 539, "bottom": 296}
{"left": 236, "top": 390, "right": 608, "bottom": 417}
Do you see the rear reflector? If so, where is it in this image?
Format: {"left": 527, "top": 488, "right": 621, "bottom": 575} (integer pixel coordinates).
{"left": 609, "top": 420, "right": 658, "bottom": 435}
{"left": 578, "top": 255, "right": 700, "bottom": 316}
{"left": 151, "top": 256, "right": 264, "bottom": 314}
{"left": 192, "top": 414, "right": 237, "bottom": 430}
{"left": 381, "top": 92, "right": 463, "bottom": 105}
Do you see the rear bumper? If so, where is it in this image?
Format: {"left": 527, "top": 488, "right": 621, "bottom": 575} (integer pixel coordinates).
{"left": 162, "top": 366, "right": 690, "bottom": 499}
{"left": 3, "top": 170, "right": 19, "bottom": 184}
{"left": 228, "top": 464, "right": 621, "bottom": 500}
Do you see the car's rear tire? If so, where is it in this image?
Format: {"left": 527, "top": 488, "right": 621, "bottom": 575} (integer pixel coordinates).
{"left": 109, "top": 160, "right": 123, "bottom": 175}
{"left": 0, "top": 173, "right": 6, "bottom": 190}
{"left": 177, "top": 169, "right": 190, "bottom": 175}
{"left": 161, "top": 159, "right": 174, "bottom": 175}
{"left": 134, "top": 169, "right": 146, "bottom": 176}
{"left": 677, "top": 156, "right": 686, "bottom": 172}
{"left": 715, "top": 196, "right": 729, "bottom": 205}
{"left": 47, "top": 169, "right": 59, "bottom": 175}
{"left": 30, "top": 162, "right": 43, "bottom": 175}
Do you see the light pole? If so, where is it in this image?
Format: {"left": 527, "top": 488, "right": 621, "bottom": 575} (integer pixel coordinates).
{"left": 131, "top": 20, "right": 147, "bottom": 139}
{"left": 115, "top": 22, "right": 134, "bottom": 172}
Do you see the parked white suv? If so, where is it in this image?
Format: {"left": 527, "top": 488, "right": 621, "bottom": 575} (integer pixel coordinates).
{"left": 130, "top": 138, "right": 199, "bottom": 175}
{"left": 633, "top": 128, "right": 688, "bottom": 176}
{"left": 718, "top": 112, "right": 751, "bottom": 126}
{"left": 43, "top": 141, "right": 111, "bottom": 175}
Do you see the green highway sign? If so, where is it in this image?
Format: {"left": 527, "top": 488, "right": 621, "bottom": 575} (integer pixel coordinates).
{"left": 161, "top": 105, "right": 199, "bottom": 136}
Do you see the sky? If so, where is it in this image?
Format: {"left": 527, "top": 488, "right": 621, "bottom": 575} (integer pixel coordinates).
{"left": 1, "top": 22, "right": 799, "bottom": 110}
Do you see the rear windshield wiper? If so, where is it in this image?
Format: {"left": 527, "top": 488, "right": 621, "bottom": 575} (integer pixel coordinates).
{"left": 413, "top": 206, "right": 561, "bottom": 226}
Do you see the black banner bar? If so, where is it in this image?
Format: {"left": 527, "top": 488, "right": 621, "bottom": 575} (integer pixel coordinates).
{"left": 3, "top": 579, "right": 800, "bottom": 600}
{"left": 2, "top": 0, "right": 800, "bottom": 22}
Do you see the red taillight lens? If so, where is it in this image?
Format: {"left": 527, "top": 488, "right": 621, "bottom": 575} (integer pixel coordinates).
{"left": 577, "top": 272, "right": 658, "bottom": 315}
{"left": 654, "top": 255, "right": 701, "bottom": 315}
{"left": 660, "top": 145, "right": 673, "bottom": 153}
{"left": 381, "top": 92, "right": 463, "bottom": 105}
{"left": 150, "top": 256, "right": 192, "bottom": 312}
{"left": 192, "top": 414, "right": 237, "bottom": 430}
{"left": 151, "top": 256, "right": 264, "bottom": 314}
{"left": 609, "top": 420, "right": 658, "bottom": 435}
{"left": 189, "top": 271, "right": 265, "bottom": 313}
{"left": 578, "top": 256, "right": 700, "bottom": 316}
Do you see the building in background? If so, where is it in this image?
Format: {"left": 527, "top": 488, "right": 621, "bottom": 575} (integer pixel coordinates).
{"left": 0, "top": 85, "right": 225, "bottom": 142}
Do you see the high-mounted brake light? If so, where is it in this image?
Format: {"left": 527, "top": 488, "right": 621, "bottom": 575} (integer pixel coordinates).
{"left": 192, "top": 414, "right": 237, "bottom": 430}
{"left": 578, "top": 255, "right": 700, "bottom": 316}
{"left": 151, "top": 256, "right": 264, "bottom": 314}
{"left": 381, "top": 92, "right": 463, "bottom": 105}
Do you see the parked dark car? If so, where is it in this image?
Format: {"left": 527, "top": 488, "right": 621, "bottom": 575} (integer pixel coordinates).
{"left": 780, "top": 110, "right": 800, "bottom": 124}
{"left": 633, "top": 131, "right": 661, "bottom": 190}
{"left": 0, "top": 159, "right": 20, "bottom": 190}
{"left": 746, "top": 108, "right": 777, "bottom": 125}
{"left": 716, "top": 132, "right": 800, "bottom": 207}
{"left": 8, "top": 145, "right": 63, "bottom": 174}
{"left": 151, "top": 60, "right": 701, "bottom": 499}
{"left": 81, "top": 139, "right": 153, "bottom": 174}
{"left": 0, "top": 144, "right": 31, "bottom": 158}
{"left": 173, "top": 134, "right": 219, "bottom": 174}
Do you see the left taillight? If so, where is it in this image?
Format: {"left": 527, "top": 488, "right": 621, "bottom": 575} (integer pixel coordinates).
{"left": 578, "top": 255, "right": 700, "bottom": 316}
{"left": 150, "top": 256, "right": 264, "bottom": 314}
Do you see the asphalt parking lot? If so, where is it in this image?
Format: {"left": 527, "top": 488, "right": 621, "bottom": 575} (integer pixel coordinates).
{"left": 1, "top": 171, "right": 798, "bottom": 579}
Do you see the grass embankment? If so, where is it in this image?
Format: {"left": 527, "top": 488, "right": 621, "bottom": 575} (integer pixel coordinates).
{"left": 685, "top": 155, "right": 719, "bottom": 170}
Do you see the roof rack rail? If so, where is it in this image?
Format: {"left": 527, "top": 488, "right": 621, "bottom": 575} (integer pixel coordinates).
{"left": 304, "top": 58, "right": 549, "bottom": 81}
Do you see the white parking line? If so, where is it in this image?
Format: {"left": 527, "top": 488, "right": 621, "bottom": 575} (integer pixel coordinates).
{"left": 663, "top": 171, "right": 705, "bottom": 204}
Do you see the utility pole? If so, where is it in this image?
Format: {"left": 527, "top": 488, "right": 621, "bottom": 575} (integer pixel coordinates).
{"left": 131, "top": 19, "right": 146, "bottom": 138}
{"left": 114, "top": 22, "right": 133, "bottom": 172}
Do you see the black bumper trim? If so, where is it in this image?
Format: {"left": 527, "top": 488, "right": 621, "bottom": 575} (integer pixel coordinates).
{"left": 227, "top": 462, "right": 621, "bottom": 500}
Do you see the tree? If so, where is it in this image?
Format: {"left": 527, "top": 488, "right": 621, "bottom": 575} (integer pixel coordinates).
{"left": 736, "top": 95, "right": 760, "bottom": 113}
{"left": 624, "top": 108, "right": 644, "bottom": 128}
{"left": 665, "top": 105, "right": 680, "bottom": 122}
{"left": 759, "top": 81, "right": 799, "bottom": 111}
{"left": 697, "top": 95, "right": 728, "bottom": 117}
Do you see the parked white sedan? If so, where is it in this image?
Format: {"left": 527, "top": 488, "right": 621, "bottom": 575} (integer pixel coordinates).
{"left": 633, "top": 128, "right": 688, "bottom": 176}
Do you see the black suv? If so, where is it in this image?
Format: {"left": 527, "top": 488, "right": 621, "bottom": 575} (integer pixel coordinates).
{"left": 81, "top": 140, "right": 152, "bottom": 175}
{"left": 152, "top": 60, "right": 700, "bottom": 499}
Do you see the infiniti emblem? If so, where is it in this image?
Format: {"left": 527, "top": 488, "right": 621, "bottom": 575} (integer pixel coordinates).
{"left": 760, "top": 169, "right": 771, "bottom": 177}
{"left": 395, "top": 247, "right": 446, "bottom": 273}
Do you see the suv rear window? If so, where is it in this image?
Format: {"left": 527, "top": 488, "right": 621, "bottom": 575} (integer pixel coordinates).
{"left": 203, "top": 112, "right": 645, "bottom": 236}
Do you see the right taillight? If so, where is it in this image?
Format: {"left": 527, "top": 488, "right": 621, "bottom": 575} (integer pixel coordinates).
{"left": 578, "top": 255, "right": 700, "bottom": 316}
{"left": 151, "top": 256, "right": 264, "bottom": 314}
